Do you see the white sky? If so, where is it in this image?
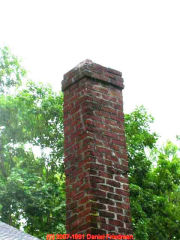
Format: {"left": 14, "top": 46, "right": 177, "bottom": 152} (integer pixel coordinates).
{"left": 0, "top": 0, "right": 180, "bottom": 144}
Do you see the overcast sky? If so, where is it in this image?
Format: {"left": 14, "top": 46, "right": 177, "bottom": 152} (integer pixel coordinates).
{"left": 1, "top": 0, "right": 180, "bottom": 144}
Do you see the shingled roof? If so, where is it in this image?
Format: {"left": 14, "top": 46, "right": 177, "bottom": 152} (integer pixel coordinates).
{"left": 0, "top": 221, "right": 40, "bottom": 240}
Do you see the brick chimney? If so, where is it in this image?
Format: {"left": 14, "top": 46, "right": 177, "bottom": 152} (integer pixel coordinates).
{"left": 62, "top": 60, "right": 132, "bottom": 235}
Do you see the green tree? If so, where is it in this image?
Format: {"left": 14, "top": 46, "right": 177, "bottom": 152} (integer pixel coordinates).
{"left": 125, "top": 107, "right": 180, "bottom": 239}
{"left": 0, "top": 46, "right": 26, "bottom": 94}
{"left": 148, "top": 141, "right": 180, "bottom": 239}
{"left": 125, "top": 106, "right": 158, "bottom": 240}
{"left": 0, "top": 47, "right": 65, "bottom": 239}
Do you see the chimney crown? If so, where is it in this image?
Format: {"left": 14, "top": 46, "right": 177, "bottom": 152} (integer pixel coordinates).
{"left": 62, "top": 60, "right": 124, "bottom": 91}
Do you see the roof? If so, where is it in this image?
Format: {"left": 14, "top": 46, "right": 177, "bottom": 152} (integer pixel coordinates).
{"left": 0, "top": 221, "right": 40, "bottom": 240}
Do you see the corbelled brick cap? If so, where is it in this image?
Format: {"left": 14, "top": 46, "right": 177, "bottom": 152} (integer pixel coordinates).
{"left": 62, "top": 59, "right": 124, "bottom": 91}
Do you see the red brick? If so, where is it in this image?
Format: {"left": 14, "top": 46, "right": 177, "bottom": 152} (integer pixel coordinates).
{"left": 109, "top": 219, "right": 124, "bottom": 227}
{"left": 63, "top": 60, "right": 132, "bottom": 234}
{"left": 76, "top": 206, "right": 84, "bottom": 213}
{"left": 107, "top": 193, "right": 123, "bottom": 202}
{"left": 107, "top": 179, "right": 121, "bottom": 188}
{"left": 90, "top": 176, "right": 105, "bottom": 184}
{"left": 123, "top": 184, "right": 129, "bottom": 191}
{"left": 99, "top": 211, "right": 115, "bottom": 219}
{"left": 78, "top": 208, "right": 91, "bottom": 218}
{"left": 100, "top": 223, "right": 115, "bottom": 231}
{"left": 115, "top": 176, "right": 129, "bottom": 183}
{"left": 99, "top": 184, "right": 114, "bottom": 193}
{"left": 73, "top": 192, "right": 84, "bottom": 201}
{"left": 116, "top": 202, "right": 130, "bottom": 210}
{"left": 99, "top": 171, "right": 112, "bottom": 179}
{"left": 79, "top": 196, "right": 89, "bottom": 205}
{"left": 108, "top": 206, "right": 123, "bottom": 214}
{"left": 116, "top": 189, "right": 130, "bottom": 197}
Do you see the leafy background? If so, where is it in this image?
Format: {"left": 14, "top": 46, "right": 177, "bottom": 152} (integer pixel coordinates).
{"left": 0, "top": 47, "right": 180, "bottom": 239}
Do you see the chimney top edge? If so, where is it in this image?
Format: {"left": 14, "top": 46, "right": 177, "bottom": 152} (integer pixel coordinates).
{"left": 62, "top": 60, "right": 123, "bottom": 91}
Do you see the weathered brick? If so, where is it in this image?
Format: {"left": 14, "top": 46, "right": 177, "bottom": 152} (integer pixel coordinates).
{"left": 123, "top": 184, "right": 130, "bottom": 191}
{"left": 107, "top": 192, "right": 123, "bottom": 202}
{"left": 90, "top": 176, "right": 105, "bottom": 184}
{"left": 106, "top": 179, "right": 121, "bottom": 188}
{"left": 115, "top": 176, "right": 129, "bottom": 183}
{"left": 98, "top": 197, "right": 115, "bottom": 206}
{"left": 78, "top": 208, "right": 91, "bottom": 218}
{"left": 116, "top": 202, "right": 130, "bottom": 210}
{"left": 76, "top": 206, "right": 84, "bottom": 213}
{"left": 109, "top": 219, "right": 124, "bottom": 227}
{"left": 89, "top": 189, "right": 106, "bottom": 198}
{"left": 100, "top": 223, "right": 115, "bottom": 231}
{"left": 62, "top": 60, "right": 132, "bottom": 234}
{"left": 99, "top": 211, "right": 115, "bottom": 219}
{"left": 91, "top": 202, "right": 106, "bottom": 210}
{"left": 73, "top": 192, "right": 84, "bottom": 201}
{"left": 116, "top": 189, "right": 130, "bottom": 197}
{"left": 99, "top": 184, "right": 114, "bottom": 193}
{"left": 108, "top": 206, "right": 123, "bottom": 214}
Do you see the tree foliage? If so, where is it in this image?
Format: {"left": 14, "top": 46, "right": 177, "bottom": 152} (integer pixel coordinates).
{"left": 0, "top": 46, "right": 26, "bottom": 94}
{"left": 0, "top": 47, "right": 180, "bottom": 239}
{"left": 125, "top": 107, "right": 180, "bottom": 239}
{"left": 0, "top": 47, "right": 65, "bottom": 239}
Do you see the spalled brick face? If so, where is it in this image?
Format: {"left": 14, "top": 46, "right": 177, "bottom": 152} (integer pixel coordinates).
{"left": 62, "top": 60, "right": 132, "bottom": 234}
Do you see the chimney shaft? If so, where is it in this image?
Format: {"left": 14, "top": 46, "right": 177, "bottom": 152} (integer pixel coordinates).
{"left": 62, "top": 60, "right": 132, "bottom": 234}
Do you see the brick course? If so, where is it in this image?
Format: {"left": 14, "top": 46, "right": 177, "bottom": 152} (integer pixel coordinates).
{"left": 62, "top": 60, "right": 132, "bottom": 234}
